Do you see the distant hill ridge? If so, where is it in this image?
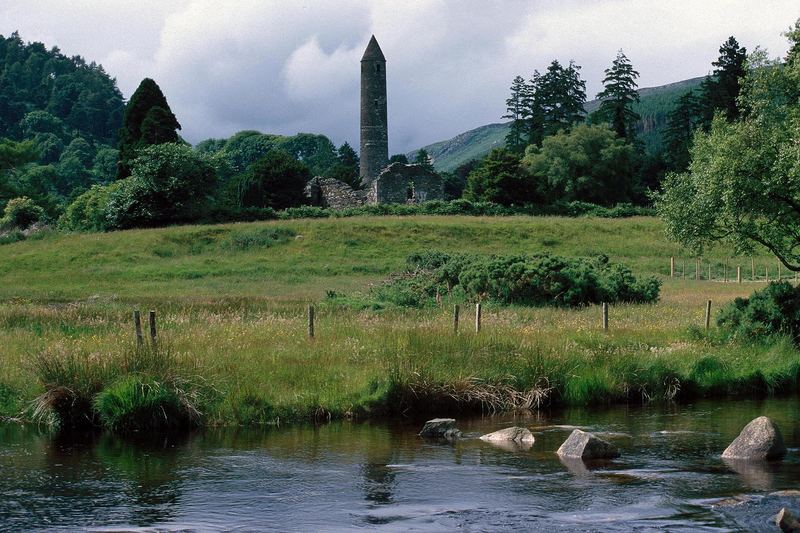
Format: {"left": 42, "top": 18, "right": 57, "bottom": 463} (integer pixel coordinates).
{"left": 411, "top": 76, "right": 705, "bottom": 172}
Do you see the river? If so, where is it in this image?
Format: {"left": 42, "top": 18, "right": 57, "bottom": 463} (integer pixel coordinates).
{"left": 1, "top": 397, "right": 798, "bottom": 531}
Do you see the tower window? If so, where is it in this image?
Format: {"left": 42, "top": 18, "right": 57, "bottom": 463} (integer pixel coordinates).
{"left": 375, "top": 63, "right": 382, "bottom": 73}
{"left": 374, "top": 98, "right": 379, "bottom": 108}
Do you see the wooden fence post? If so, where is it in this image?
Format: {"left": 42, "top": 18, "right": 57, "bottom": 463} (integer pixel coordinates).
{"left": 453, "top": 304, "right": 459, "bottom": 333}
{"left": 475, "top": 303, "right": 482, "bottom": 333}
{"left": 751, "top": 257, "right": 755, "bottom": 281}
{"left": 766, "top": 266, "right": 770, "bottom": 283}
{"left": 737, "top": 266, "right": 741, "bottom": 283}
{"left": 134, "top": 310, "right": 143, "bottom": 348}
{"left": 307, "top": 305, "right": 315, "bottom": 339}
{"left": 670, "top": 256, "right": 675, "bottom": 277}
{"left": 778, "top": 262, "right": 782, "bottom": 281}
{"left": 602, "top": 302, "right": 609, "bottom": 331}
{"left": 705, "top": 300, "right": 712, "bottom": 330}
{"left": 148, "top": 310, "right": 157, "bottom": 348}
{"left": 708, "top": 263, "right": 712, "bottom": 282}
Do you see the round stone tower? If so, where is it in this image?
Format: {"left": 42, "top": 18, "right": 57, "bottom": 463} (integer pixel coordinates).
{"left": 360, "top": 35, "right": 388, "bottom": 186}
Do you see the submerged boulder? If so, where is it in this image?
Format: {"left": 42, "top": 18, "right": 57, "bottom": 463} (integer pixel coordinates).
{"left": 556, "top": 429, "right": 619, "bottom": 460}
{"left": 722, "top": 416, "right": 787, "bottom": 460}
{"left": 776, "top": 507, "right": 800, "bottom": 532}
{"left": 480, "top": 427, "right": 535, "bottom": 444}
{"left": 419, "top": 418, "right": 461, "bottom": 440}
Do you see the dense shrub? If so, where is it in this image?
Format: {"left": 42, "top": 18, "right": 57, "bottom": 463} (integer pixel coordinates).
{"left": 372, "top": 251, "right": 660, "bottom": 308}
{"left": 58, "top": 183, "right": 114, "bottom": 231}
{"left": 1, "top": 196, "right": 45, "bottom": 229}
{"left": 717, "top": 282, "right": 800, "bottom": 342}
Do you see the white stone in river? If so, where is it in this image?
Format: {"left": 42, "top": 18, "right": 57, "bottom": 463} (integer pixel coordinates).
{"left": 479, "top": 426, "right": 535, "bottom": 444}
{"left": 556, "top": 429, "right": 619, "bottom": 460}
{"left": 722, "top": 416, "right": 786, "bottom": 460}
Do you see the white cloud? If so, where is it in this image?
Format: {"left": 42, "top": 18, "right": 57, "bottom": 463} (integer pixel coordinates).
{"left": 0, "top": 0, "right": 797, "bottom": 153}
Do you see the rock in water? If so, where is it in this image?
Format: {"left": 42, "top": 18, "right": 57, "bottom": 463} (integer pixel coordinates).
{"left": 419, "top": 418, "right": 461, "bottom": 440}
{"left": 722, "top": 416, "right": 787, "bottom": 460}
{"left": 556, "top": 429, "right": 619, "bottom": 460}
{"left": 480, "top": 427, "right": 535, "bottom": 444}
{"left": 776, "top": 507, "right": 800, "bottom": 532}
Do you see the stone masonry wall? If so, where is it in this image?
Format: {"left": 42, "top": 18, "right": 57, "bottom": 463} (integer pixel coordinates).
{"left": 368, "top": 163, "right": 445, "bottom": 204}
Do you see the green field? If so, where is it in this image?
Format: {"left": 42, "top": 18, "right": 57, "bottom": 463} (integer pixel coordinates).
{"left": 0, "top": 216, "right": 797, "bottom": 427}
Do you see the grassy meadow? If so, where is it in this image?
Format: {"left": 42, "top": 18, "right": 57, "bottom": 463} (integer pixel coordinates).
{"left": 0, "top": 215, "right": 797, "bottom": 426}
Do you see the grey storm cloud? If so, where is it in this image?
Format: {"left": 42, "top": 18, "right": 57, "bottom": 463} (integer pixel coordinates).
{"left": 1, "top": 0, "right": 796, "bottom": 154}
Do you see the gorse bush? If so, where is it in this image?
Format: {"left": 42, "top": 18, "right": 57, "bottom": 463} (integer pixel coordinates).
{"left": 717, "top": 282, "right": 800, "bottom": 343}
{"left": 371, "top": 251, "right": 660, "bottom": 308}
{"left": 1, "top": 196, "right": 45, "bottom": 229}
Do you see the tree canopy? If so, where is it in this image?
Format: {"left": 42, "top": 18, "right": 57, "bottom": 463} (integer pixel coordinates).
{"left": 593, "top": 50, "right": 641, "bottom": 140}
{"left": 656, "top": 24, "right": 800, "bottom": 269}
{"left": 116, "top": 78, "right": 181, "bottom": 179}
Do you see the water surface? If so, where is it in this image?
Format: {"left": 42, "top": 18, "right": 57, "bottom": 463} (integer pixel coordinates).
{"left": 1, "top": 398, "right": 799, "bottom": 531}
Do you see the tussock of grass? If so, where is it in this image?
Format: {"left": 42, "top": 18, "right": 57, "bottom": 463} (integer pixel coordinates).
{"left": 30, "top": 342, "right": 214, "bottom": 431}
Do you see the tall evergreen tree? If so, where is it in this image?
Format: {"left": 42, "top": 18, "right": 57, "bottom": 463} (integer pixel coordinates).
{"left": 594, "top": 50, "right": 641, "bottom": 140}
{"left": 116, "top": 78, "right": 180, "bottom": 179}
{"left": 413, "top": 148, "right": 435, "bottom": 172}
{"left": 525, "top": 70, "right": 545, "bottom": 147}
{"left": 537, "top": 60, "right": 586, "bottom": 137}
{"left": 663, "top": 91, "right": 701, "bottom": 172}
{"left": 698, "top": 36, "right": 747, "bottom": 127}
{"left": 503, "top": 75, "right": 530, "bottom": 153}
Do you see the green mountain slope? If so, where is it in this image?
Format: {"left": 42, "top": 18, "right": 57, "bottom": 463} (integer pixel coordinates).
{"left": 413, "top": 76, "right": 704, "bottom": 172}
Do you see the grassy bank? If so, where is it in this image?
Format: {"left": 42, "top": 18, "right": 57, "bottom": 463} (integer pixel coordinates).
{"left": 0, "top": 216, "right": 796, "bottom": 428}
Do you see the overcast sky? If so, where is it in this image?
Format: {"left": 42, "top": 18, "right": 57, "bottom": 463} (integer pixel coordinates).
{"left": 1, "top": 1, "right": 797, "bottom": 153}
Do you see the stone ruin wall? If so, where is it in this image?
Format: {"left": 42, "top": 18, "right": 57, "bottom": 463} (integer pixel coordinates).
{"left": 367, "top": 163, "right": 445, "bottom": 204}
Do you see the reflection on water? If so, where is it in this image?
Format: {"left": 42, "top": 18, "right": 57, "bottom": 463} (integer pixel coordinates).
{"left": 0, "top": 398, "right": 799, "bottom": 531}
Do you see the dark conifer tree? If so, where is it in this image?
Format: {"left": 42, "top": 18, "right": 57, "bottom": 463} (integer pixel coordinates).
{"left": 663, "top": 91, "right": 702, "bottom": 172}
{"left": 594, "top": 50, "right": 641, "bottom": 140}
{"left": 525, "top": 70, "right": 545, "bottom": 147}
{"left": 413, "top": 148, "right": 435, "bottom": 171}
{"left": 503, "top": 75, "right": 529, "bottom": 153}
{"left": 537, "top": 60, "right": 586, "bottom": 137}
{"left": 116, "top": 78, "right": 180, "bottom": 179}
{"left": 698, "top": 36, "right": 747, "bottom": 127}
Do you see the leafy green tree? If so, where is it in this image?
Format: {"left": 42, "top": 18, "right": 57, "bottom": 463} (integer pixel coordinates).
{"left": 116, "top": 78, "right": 180, "bottom": 179}
{"left": 275, "top": 133, "right": 338, "bottom": 177}
{"left": 233, "top": 149, "right": 310, "bottom": 210}
{"left": 0, "top": 138, "right": 37, "bottom": 203}
{"left": 593, "top": 50, "right": 641, "bottom": 140}
{"left": 92, "top": 147, "right": 118, "bottom": 183}
{"left": 523, "top": 124, "right": 638, "bottom": 205}
{"left": 326, "top": 142, "right": 361, "bottom": 188}
{"left": 656, "top": 25, "right": 800, "bottom": 268}
{"left": 663, "top": 91, "right": 702, "bottom": 171}
{"left": 413, "top": 149, "right": 435, "bottom": 171}
{"left": 503, "top": 75, "right": 530, "bottom": 153}
{"left": 13, "top": 164, "right": 61, "bottom": 217}
{"left": 388, "top": 153, "right": 409, "bottom": 164}
{"left": 31, "top": 132, "right": 63, "bottom": 164}
{"left": 464, "top": 148, "right": 531, "bottom": 205}
{"left": 20, "top": 110, "right": 67, "bottom": 139}
{"left": 221, "top": 131, "right": 281, "bottom": 173}
{"left": 105, "top": 143, "right": 215, "bottom": 228}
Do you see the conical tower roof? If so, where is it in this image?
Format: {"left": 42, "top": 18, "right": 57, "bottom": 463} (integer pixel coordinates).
{"left": 361, "top": 35, "right": 385, "bottom": 62}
